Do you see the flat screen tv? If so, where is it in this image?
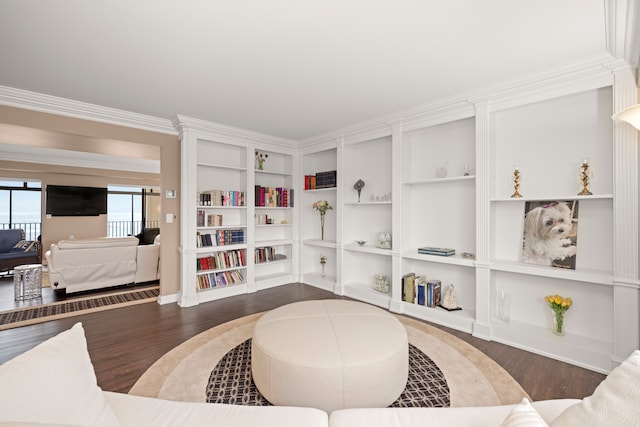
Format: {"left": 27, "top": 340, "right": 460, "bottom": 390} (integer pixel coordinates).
{"left": 46, "top": 185, "right": 108, "bottom": 216}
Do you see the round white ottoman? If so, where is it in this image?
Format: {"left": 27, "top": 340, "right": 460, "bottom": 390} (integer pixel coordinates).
{"left": 251, "top": 300, "right": 408, "bottom": 412}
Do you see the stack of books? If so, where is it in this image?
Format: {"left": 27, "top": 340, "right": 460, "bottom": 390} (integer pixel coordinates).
{"left": 304, "top": 170, "right": 337, "bottom": 190}
{"left": 254, "top": 186, "right": 294, "bottom": 207}
{"left": 198, "top": 190, "right": 245, "bottom": 207}
{"left": 418, "top": 246, "right": 455, "bottom": 256}
{"left": 197, "top": 229, "right": 245, "bottom": 247}
{"left": 416, "top": 278, "right": 442, "bottom": 307}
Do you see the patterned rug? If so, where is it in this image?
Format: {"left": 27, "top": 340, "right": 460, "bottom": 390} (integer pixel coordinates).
{"left": 130, "top": 311, "right": 529, "bottom": 408}
{"left": 0, "top": 286, "right": 159, "bottom": 330}
{"left": 206, "top": 339, "right": 449, "bottom": 407}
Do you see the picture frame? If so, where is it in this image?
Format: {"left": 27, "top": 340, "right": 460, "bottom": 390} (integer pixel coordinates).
{"left": 521, "top": 200, "right": 579, "bottom": 269}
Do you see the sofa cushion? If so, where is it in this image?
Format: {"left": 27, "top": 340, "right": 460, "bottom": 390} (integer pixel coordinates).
{"left": 0, "top": 229, "right": 24, "bottom": 253}
{"left": 57, "top": 237, "right": 138, "bottom": 250}
{"left": 106, "top": 392, "right": 329, "bottom": 427}
{"left": 500, "top": 398, "right": 548, "bottom": 427}
{"left": 0, "top": 323, "right": 122, "bottom": 427}
{"left": 551, "top": 349, "right": 640, "bottom": 427}
{"left": 10, "top": 240, "right": 37, "bottom": 253}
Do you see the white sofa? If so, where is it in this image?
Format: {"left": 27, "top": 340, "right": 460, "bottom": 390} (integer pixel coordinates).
{"left": 1, "top": 323, "right": 638, "bottom": 427}
{"left": 45, "top": 236, "right": 160, "bottom": 294}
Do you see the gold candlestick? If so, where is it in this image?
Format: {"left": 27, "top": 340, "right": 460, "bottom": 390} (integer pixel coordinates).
{"left": 578, "top": 160, "right": 593, "bottom": 196}
{"left": 511, "top": 168, "right": 522, "bottom": 198}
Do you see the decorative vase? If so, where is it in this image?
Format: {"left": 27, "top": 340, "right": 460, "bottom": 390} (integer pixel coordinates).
{"left": 321, "top": 263, "right": 326, "bottom": 278}
{"left": 551, "top": 309, "right": 565, "bottom": 336}
{"left": 257, "top": 160, "right": 264, "bottom": 170}
{"left": 320, "top": 211, "right": 326, "bottom": 240}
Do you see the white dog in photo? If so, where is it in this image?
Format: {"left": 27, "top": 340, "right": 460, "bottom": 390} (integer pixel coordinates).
{"left": 522, "top": 201, "right": 577, "bottom": 266}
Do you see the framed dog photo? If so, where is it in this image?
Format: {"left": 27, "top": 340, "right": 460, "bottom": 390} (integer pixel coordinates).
{"left": 521, "top": 200, "right": 579, "bottom": 269}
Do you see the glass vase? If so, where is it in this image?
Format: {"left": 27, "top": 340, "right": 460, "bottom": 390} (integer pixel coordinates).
{"left": 321, "top": 263, "right": 326, "bottom": 278}
{"left": 320, "top": 212, "right": 325, "bottom": 240}
{"left": 551, "top": 309, "right": 565, "bottom": 336}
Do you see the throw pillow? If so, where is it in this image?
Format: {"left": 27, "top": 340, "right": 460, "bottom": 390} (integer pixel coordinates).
{"left": 0, "top": 323, "right": 122, "bottom": 427}
{"left": 500, "top": 398, "right": 549, "bottom": 427}
{"left": 551, "top": 349, "right": 640, "bottom": 427}
{"left": 10, "top": 240, "right": 36, "bottom": 252}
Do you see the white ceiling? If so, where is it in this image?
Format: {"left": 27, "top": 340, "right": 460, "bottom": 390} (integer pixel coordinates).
{"left": 0, "top": 0, "right": 637, "bottom": 142}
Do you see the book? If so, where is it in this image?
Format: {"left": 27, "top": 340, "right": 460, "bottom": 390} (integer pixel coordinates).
{"left": 426, "top": 280, "right": 442, "bottom": 307}
{"left": 418, "top": 246, "right": 455, "bottom": 256}
{"left": 402, "top": 272, "right": 416, "bottom": 303}
{"left": 416, "top": 276, "right": 427, "bottom": 305}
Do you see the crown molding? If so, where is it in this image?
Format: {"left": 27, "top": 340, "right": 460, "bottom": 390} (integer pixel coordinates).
{"left": 0, "top": 86, "right": 177, "bottom": 135}
{"left": 300, "top": 53, "right": 623, "bottom": 142}
{"left": 0, "top": 142, "right": 160, "bottom": 174}
{"left": 173, "top": 114, "right": 298, "bottom": 151}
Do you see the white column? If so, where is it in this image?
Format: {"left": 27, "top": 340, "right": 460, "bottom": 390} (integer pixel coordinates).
{"left": 390, "top": 122, "right": 403, "bottom": 313}
{"left": 473, "top": 100, "right": 492, "bottom": 339}
{"left": 611, "top": 65, "right": 640, "bottom": 366}
{"left": 177, "top": 125, "right": 200, "bottom": 307}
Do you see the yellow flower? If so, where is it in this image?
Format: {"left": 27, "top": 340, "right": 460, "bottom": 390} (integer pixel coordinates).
{"left": 554, "top": 295, "right": 562, "bottom": 305}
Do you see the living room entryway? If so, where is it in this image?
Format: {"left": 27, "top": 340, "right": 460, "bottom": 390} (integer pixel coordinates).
{"left": 0, "top": 181, "right": 161, "bottom": 323}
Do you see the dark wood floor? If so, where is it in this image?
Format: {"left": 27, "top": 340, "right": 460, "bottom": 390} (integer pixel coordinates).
{"left": 0, "top": 282, "right": 605, "bottom": 402}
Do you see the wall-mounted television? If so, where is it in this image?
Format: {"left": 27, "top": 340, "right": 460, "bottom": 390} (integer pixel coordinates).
{"left": 46, "top": 185, "right": 108, "bottom": 216}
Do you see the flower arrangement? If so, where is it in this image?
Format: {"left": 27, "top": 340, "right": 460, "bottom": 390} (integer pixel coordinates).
{"left": 545, "top": 294, "right": 572, "bottom": 335}
{"left": 255, "top": 150, "right": 268, "bottom": 170}
{"left": 312, "top": 200, "right": 333, "bottom": 214}
{"left": 320, "top": 255, "right": 327, "bottom": 277}
{"left": 313, "top": 200, "right": 333, "bottom": 240}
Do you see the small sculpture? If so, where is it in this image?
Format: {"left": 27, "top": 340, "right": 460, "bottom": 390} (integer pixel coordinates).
{"left": 578, "top": 159, "right": 593, "bottom": 196}
{"left": 375, "top": 232, "right": 391, "bottom": 249}
{"left": 511, "top": 168, "right": 522, "bottom": 198}
{"left": 436, "top": 161, "right": 449, "bottom": 178}
{"left": 441, "top": 284, "right": 458, "bottom": 310}
{"left": 353, "top": 179, "right": 365, "bottom": 202}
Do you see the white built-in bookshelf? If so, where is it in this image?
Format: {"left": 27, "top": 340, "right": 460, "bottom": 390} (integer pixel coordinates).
{"left": 296, "top": 67, "right": 637, "bottom": 374}
{"left": 176, "top": 117, "right": 298, "bottom": 306}
{"left": 178, "top": 64, "right": 638, "bottom": 374}
{"left": 301, "top": 145, "right": 338, "bottom": 292}
{"left": 253, "top": 149, "right": 295, "bottom": 290}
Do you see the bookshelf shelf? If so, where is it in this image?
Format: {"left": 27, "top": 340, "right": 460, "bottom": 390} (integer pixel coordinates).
{"left": 303, "top": 239, "right": 338, "bottom": 248}
{"left": 402, "top": 250, "right": 476, "bottom": 267}
{"left": 490, "top": 194, "right": 613, "bottom": 202}
{"left": 403, "top": 175, "right": 475, "bottom": 185}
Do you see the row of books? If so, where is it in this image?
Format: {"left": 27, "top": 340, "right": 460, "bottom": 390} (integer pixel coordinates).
{"left": 197, "top": 210, "right": 223, "bottom": 227}
{"left": 401, "top": 272, "right": 442, "bottom": 308}
{"left": 418, "top": 246, "right": 455, "bottom": 256}
{"left": 197, "top": 190, "right": 245, "bottom": 207}
{"left": 254, "top": 246, "right": 287, "bottom": 264}
{"left": 196, "top": 249, "right": 246, "bottom": 271}
{"left": 255, "top": 214, "right": 273, "bottom": 225}
{"left": 304, "top": 170, "right": 337, "bottom": 190}
{"left": 196, "top": 229, "right": 245, "bottom": 247}
{"left": 197, "top": 269, "right": 245, "bottom": 290}
{"left": 254, "top": 186, "right": 294, "bottom": 207}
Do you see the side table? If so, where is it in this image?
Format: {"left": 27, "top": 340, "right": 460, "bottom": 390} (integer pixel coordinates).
{"left": 14, "top": 264, "right": 42, "bottom": 301}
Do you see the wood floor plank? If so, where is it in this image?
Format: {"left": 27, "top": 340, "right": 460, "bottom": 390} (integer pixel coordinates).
{"left": 0, "top": 282, "right": 605, "bottom": 402}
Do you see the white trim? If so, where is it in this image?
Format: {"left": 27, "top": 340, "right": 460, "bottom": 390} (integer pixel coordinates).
{"left": 0, "top": 85, "right": 176, "bottom": 135}
{"left": 173, "top": 115, "right": 297, "bottom": 149}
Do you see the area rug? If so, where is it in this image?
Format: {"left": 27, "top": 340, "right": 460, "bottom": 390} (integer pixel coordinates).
{"left": 130, "top": 312, "right": 529, "bottom": 408}
{"left": 0, "top": 285, "right": 159, "bottom": 331}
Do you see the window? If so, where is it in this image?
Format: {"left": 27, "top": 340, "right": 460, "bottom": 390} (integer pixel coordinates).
{"left": 107, "top": 186, "right": 159, "bottom": 237}
{"left": 0, "top": 180, "right": 42, "bottom": 240}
